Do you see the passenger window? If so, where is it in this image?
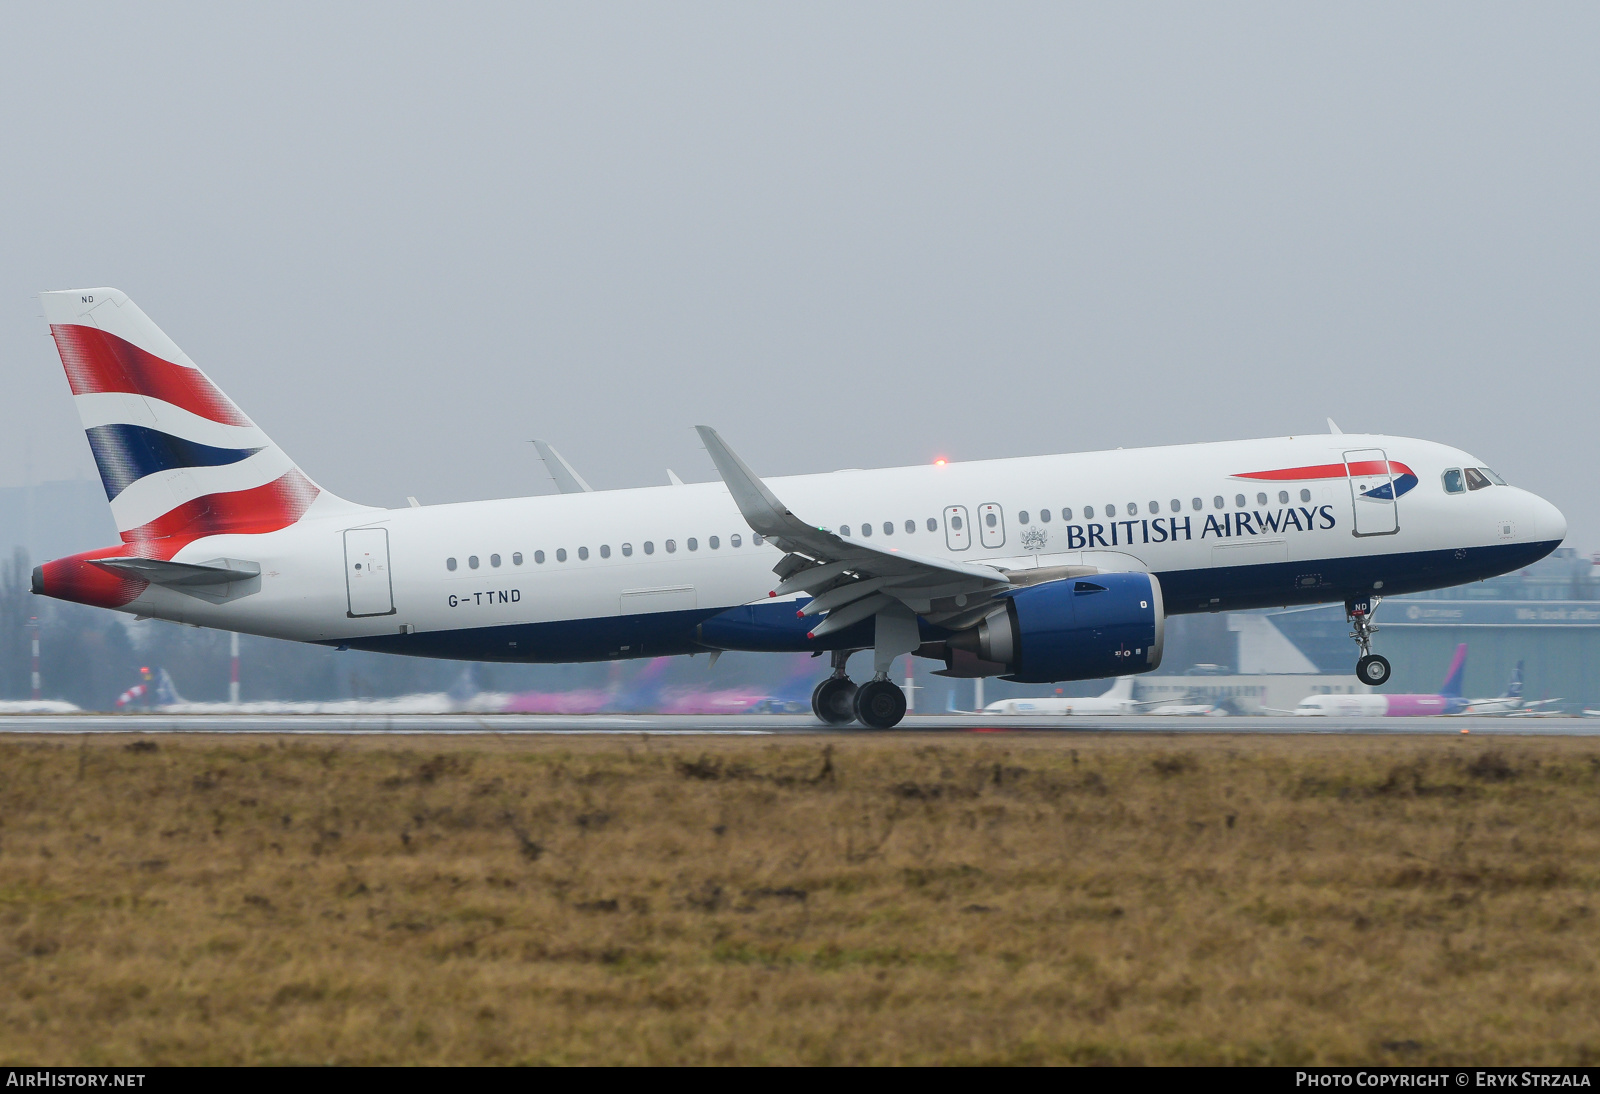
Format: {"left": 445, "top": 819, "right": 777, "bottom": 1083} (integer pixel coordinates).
{"left": 1126, "top": 503, "right": 1137, "bottom": 516}
{"left": 926, "top": 518, "right": 938, "bottom": 532}
{"left": 490, "top": 553, "right": 501, "bottom": 567}
{"left": 905, "top": 520, "right": 915, "bottom": 534}
{"left": 535, "top": 550, "right": 545, "bottom": 564}
{"left": 643, "top": 541, "right": 654, "bottom": 555}
{"left": 1061, "top": 508, "right": 1072, "bottom": 521}
{"left": 752, "top": 534, "right": 764, "bottom": 545}
{"left": 709, "top": 536, "right": 720, "bottom": 549}
{"left": 600, "top": 545, "right": 611, "bottom": 558}
{"left": 1084, "top": 506, "right": 1094, "bottom": 519}
{"left": 1192, "top": 498, "right": 1202, "bottom": 510}
{"left": 840, "top": 525, "right": 851, "bottom": 537}
{"left": 1214, "top": 497, "right": 1224, "bottom": 509}
{"left": 687, "top": 538, "right": 698, "bottom": 551}
{"left": 1278, "top": 491, "right": 1289, "bottom": 504}
{"left": 1442, "top": 469, "right": 1464, "bottom": 494}
{"left": 1464, "top": 467, "right": 1491, "bottom": 491}
{"left": 1299, "top": 489, "right": 1311, "bottom": 503}
{"left": 1148, "top": 501, "right": 1159, "bottom": 515}
{"left": 860, "top": 523, "right": 872, "bottom": 537}
{"left": 621, "top": 543, "right": 633, "bottom": 556}
{"left": 1019, "top": 511, "right": 1030, "bottom": 525}
{"left": 1256, "top": 493, "right": 1267, "bottom": 505}
{"left": 513, "top": 552, "right": 523, "bottom": 566}
{"left": 469, "top": 555, "right": 480, "bottom": 569}
{"left": 882, "top": 522, "right": 893, "bottom": 536}
{"left": 731, "top": 534, "right": 742, "bottom": 547}
{"left": 556, "top": 549, "right": 567, "bottom": 562}
{"left": 985, "top": 512, "right": 998, "bottom": 528}
{"left": 1234, "top": 495, "right": 1246, "bottom": 508}
{"left": 1039, "top": 509, "right": 1051, "bottom": 523}
{"left": 951, "top": 516, "right": 963, "bottom": 530}
{"left": 1170, "top": 499, "right": 1181, "bottom": 512}
{"left": 577, "top": 547, "right": 589, "bottom": 560}
{"left": 446, "top": 557, "right": 457, "bottom": 571}
{"left": 665, "top": 539, "right": 677, "bottom": 553}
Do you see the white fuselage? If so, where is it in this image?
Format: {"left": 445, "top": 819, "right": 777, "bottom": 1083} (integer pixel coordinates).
{"left": 102, "top": 432, "right": 1567, "bottom": 663}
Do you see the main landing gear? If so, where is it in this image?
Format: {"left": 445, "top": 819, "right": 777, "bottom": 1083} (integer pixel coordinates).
{"left": 1346, "top": 595, "right": 1391, "bottom": 686}
{"left": 812, "top": 650, "right": 858, "bottom": 726}
{"left": 810, "top": 649, "right": 910, "bottom": 729}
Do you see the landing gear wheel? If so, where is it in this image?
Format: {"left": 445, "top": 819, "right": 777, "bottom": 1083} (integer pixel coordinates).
{"left": 854, "top": 679, "right": 908, "bottom": 729}
{"left": 1357, "top": 654, "right": 1391, "bottom": 687}
{"left": 812, "top": 677, "right": 858, "bottom": 726}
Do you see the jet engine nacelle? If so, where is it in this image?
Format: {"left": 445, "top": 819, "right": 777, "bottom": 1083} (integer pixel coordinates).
{"left": 945, "top": 572, "right": 1164, "bottom": 683}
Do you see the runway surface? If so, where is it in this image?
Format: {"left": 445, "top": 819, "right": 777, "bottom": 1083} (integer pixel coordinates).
{"left": 1, "top": 713, "right": 1597, "bottom": 735}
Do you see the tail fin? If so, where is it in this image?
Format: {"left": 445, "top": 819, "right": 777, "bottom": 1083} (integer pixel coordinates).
{"left": 1439, "top": 643, "right": 1468, "bottom": 698}
{"left": 40, "top": 288, "right": 350, "bottom": 550}
{"left": 1505, "top": 661, "right": 1524, "bottom": 699}
{"left": 155, "top": 668, "right": 186, "bottom": 706}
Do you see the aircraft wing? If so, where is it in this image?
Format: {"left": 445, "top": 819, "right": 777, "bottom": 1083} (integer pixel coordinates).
{"left": 697, "top": 426, "right": 1014, "bottom": 635}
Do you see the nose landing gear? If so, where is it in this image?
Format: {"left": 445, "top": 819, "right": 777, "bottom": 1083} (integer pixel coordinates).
{"left": 811, "top": 649, "right": 859, "bottom": 726}
{"left": 1347, "top": 596, "right": 1391, "bottom": 686}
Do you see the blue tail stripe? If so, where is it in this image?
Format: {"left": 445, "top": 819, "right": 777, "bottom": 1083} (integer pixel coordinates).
{"left": 85, "top": 423, "right": 264, "bottom": 501}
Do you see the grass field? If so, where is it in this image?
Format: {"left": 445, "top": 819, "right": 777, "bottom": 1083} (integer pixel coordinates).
{"left": 1, "top": 731, "right": 1598, "bottom": 1065}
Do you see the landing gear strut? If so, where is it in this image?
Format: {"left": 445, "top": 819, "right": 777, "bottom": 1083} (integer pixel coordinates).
{"left": 1347, "top": 595, "right": 1391, "bottom": 686}
{"left": 811, "top": 649, "right": 858, "bottom": 726}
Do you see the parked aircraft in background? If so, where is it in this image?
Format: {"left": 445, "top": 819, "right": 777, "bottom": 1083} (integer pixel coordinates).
{"left": 1460, "top": 661, "right": 1562, "bottom": 716}
{"left": 151, "top": 664, "right": 507, "bottom": 714}
{"left": 0, "top": 700, "right": 81, "bottom": 713}
{"left": 657, "top": 656, "right": 816, "bottom": 715}
{"left": 1293, "top": 644, "right": 1468, "bottom": 716}
{"left": 30, "top": 288, "right": 1566, "bottom": 728}
{"left": 983, "top": 677, "right": 1142, "bottom": 716}
{"left": 502, "top": 657, "right": 673, "bottom": 714}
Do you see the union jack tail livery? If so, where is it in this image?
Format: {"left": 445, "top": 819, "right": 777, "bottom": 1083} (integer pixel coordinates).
{"left": 35, "top": 288, "right": 357, "bottom": 608}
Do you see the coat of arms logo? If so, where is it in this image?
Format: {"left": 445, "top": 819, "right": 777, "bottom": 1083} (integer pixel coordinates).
{"left": 1020, "top": 526, "right": 1049, "bottom": 552}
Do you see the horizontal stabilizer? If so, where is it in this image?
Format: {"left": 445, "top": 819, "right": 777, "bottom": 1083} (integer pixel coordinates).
{"left": 88, "top": 556, "right": 260, "bottom": 587}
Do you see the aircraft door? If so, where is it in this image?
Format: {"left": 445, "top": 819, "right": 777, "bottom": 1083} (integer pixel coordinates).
{"left": 978, "top": 503, "right": 1006, "bottom": 549}
{"left": 1344, "top": 448, "right": 1399, "bottom": 537}
{"left": 344, "top": 528, "right": 395, "bottom": 616}
{"left": 943, "top": 506, "right": 971, "bottom": 551}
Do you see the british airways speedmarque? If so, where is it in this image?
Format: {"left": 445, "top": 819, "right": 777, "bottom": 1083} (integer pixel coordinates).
{"left": 31, "top": 288, "right": 1567, "bottom": 728}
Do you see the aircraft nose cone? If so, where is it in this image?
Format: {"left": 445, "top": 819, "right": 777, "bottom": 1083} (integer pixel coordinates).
{"left": 1527, "top": 492, "right": 1567, "bottom": 545}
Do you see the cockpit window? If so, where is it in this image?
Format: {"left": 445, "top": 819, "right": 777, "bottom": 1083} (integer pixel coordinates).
{"left": 1464, "top": 467, "right": 1492, "bottom": 491}
{"left": 1442, "top": 468, "right": 1464, "bottom": 494}
{"left": 1480, "top": 467, "right": 1506, "bottom": 486}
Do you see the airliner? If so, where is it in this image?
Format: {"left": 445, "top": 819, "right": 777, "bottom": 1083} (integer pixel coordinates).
{"left": 30, "top": 288, "right": 1567, "bottom": 729}
{"left": 1293, "top": 643, "right": 1468, "bottom": 717}
{"left": 982, "top": 677, "right": 1142, "bottom": 716}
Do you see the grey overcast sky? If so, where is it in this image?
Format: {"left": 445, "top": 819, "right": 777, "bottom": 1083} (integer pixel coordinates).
{"left": 3, "top": 4, "right": 1596, "bottom": 546}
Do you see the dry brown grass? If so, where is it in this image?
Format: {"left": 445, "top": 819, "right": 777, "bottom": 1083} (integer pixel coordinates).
{"left": 0, "top": 731, "right": 1598, "bottom": 1064}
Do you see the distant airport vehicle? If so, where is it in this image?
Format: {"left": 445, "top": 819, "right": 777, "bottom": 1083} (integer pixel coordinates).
{"left": 983, "top": 677, "right": 1142, "bottom": 716}
{"left": 30, "top": 289, "right": 1566, "bottom": 728}
{"left": 1293, "top": 644, "right": 1469, "bottom": 716}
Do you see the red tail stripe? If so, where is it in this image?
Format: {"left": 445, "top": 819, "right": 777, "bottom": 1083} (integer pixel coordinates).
{"left": 121, "top": 469, "right": 319, "bottom": 547}
{"left": 40, "top": 470, "right": 319, "bottom": 610}
{"left": 1236, "top": 460, "right": 1415, "bottom": 481}
{"left": 50, "top": 324, "right": 252, "bottom": 427}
